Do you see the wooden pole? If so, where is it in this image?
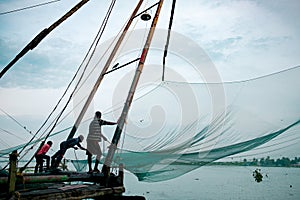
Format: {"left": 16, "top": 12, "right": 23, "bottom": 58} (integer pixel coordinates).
{"left": 118, "top": 163, "right": 124, "bottom": 186}
{"left": 162, "top": 0, "right": 176, "bottom": 81}
{"left": 0, "top": 0, "right": 90, "bottom": 78}
{"left": 67, "top": 0, "right": 145, "bottom": 140}
{"left": 102, "top": 0, "right": 165, "bottom": 179}
{"left": 7, "top": 150, "right": 18, "bottom": 195}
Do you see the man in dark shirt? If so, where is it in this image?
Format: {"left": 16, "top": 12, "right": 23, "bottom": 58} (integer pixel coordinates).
{"left": 51, "top": 135, "right": 86, "bottom": 169}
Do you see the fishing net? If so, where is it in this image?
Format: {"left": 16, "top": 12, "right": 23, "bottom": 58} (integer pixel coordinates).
{"left": 98, "top": 66, "right": 300, "bottom": 182}
{"left": 67, "top": 65, "right": 300, "bottom": 182}
{"left": 71, "top": 159, "right": 87, "bottom": 172}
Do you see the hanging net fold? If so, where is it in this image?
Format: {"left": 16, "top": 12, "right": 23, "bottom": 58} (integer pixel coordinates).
{"left": 75, "top": 65, "right": 300, "bottom": 182}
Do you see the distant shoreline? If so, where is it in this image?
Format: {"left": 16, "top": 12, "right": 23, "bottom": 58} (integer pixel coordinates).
{"left": 210, "top": 156, "right": 300, "bottom": 168}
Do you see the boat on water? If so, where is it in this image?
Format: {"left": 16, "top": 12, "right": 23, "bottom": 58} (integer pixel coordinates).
{"left": 1, "top": 0, "right": 300, "bottom": 199}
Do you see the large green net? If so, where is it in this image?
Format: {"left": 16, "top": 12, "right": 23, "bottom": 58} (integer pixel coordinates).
{"left": 1, "top": 66, "right": 299, "bottom": 181}
{"left": 100, "top": 66, "right": 300, "bottom": 182}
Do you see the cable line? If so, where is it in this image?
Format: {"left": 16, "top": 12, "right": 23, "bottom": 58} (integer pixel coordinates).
{"left": 0, "top": 108, "right": 33, "bottom": 136}
{"left": 19, "top": 0, "right": 116, "bottom": 172}
{"left": 0, "top": 0, "right": 61, "bottom": 16}
{"left": 162, "top": 0, "right": 176, "bottom": 81}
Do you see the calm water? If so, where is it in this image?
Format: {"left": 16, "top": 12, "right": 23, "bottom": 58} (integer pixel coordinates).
{"left": 124, "top": 166, "right": 300, "bottom": 200}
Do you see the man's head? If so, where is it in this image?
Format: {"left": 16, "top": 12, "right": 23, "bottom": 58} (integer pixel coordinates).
{"left": 95, "top": 111, "right": 102, "bottom": 118}
{"left": 47, "top": 141, "right": 53, "bottom": 146}
{"left": 79, "top": 135, "right": 84, "bottom": 142}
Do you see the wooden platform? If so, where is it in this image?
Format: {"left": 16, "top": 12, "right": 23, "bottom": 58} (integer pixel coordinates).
{"left": 0, "top": 183, "right": 146, "bottom": 199}
{"left": 4, "top": 183, "right": 125, "bottom": 200}
{"left": 0, "top": 171, "right": 146, "bottom": 199}
{"left": 1, "top": 153, "right": 145, "bottom": 199}
{"left": 0, "top": 171, "right": 119, "bottom": 186}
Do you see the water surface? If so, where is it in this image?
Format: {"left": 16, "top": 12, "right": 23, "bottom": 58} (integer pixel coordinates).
{"left": 124, "top": 166, "right": 300, "bottom": 200}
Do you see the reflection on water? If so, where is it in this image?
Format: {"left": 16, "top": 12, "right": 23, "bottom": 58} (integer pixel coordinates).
{"left": 124, "top": 166, "right": 300, "bottom": 200}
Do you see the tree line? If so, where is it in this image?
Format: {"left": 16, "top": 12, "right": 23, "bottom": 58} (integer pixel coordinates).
{"left": 242, "top": 156, "right": 300, "bottom": 167}
{"left": 211, "top": 156, "right": 300, "bottom": 167}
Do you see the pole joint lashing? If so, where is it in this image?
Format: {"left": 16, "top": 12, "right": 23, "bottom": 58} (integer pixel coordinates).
{"left": 133, "top": 1, "right": 160, "bottom": 20}
{"left": 103, "top": 57, "right": 140, "bottom": 75}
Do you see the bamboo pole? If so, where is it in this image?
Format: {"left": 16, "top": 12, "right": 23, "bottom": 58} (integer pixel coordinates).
{"left": 102, "top": 0, "right": 165, "bottom": 179}
{"left": 0, "top": 0, "right": 90, "bottom": 78}
{"left": 118, "top": 163, "right": 124, "bottom": 186}
{"left": 67, "top": 0, "right": 145, "bottom": 140}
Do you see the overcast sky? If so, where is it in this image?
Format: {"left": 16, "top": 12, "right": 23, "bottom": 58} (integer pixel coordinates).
{"left": 0, "top": 0, "right": 299, "bottom": 157}
{"left": 0, "top": 0, "right": 299, "bottom": 88}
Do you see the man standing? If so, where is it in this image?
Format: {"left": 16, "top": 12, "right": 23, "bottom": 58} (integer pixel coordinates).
{"left": 35, "top": 141, "right": 53, "bottom": 173}
{"left": 86, "top": 111, "right": 117, "bottom": 173}
{"left": 51, "top": 135, "right": 86, "bottom": 169}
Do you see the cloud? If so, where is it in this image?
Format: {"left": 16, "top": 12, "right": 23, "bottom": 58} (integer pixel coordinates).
{"left": 0, "top": 0, "right": 299, "bottom": 84}
{"left": 0, "top": 0, "right": 147, "bottom": 88}
{"left": 0, "top": 87, "right": 64, "bottom": 115}
{"left": 171, "top": 0, "right": 300, "bottom": 80}
{"left": 0, "top": 36, "right": 79, "bottom": 88}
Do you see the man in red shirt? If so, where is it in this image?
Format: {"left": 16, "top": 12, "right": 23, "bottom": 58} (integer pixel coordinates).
{"left": 34, "top": 141, "right": 53, "bottom": 173}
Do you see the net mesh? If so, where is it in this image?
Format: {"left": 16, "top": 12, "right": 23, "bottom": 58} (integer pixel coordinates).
{"left": 68, "top": 66, "right": 300, "bottom": 182}
{"left": 1, "top": 26, "right": 299, "bottom": 182}
{"left": 1, "top": 66, "right": 300, "bottom": 182}
{"left": 104, "top": 66, "right": 300, "bottom": 182}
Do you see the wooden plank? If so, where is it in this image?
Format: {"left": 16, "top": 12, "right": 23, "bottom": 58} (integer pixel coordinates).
{"left": 58, "top": 184, "right": 88, "bottom": 191}
{"left": 0, "top": 172, "right": 105, "bottom": 185}
{"left": 16, "top": 184, "right": 125, "bottom": 200}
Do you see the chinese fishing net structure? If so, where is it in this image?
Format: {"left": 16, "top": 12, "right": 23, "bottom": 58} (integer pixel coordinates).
{"left": 1, "top": 28, "right": 300, "bottom": 182}
{"left": 67, "top": 29, "right": 300, "bottom": 182}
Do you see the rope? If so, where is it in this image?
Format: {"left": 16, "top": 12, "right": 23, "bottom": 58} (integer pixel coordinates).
{"left": 0, "top": 108, "right": 33, "bottom": 136}
{"left": 73, "top": 0, "right": 117, "bottom": 95}
{"left": 18, "top": 0, "right": 117, "bottom": 172}
{"left": 0, "top": 0, "right": 61, "bottom": 16}
{"left": 113, "top": 117, "right": 127, "bottom": 170}
{"left": 0, "top": 127, "right": 27, "bottom": 142}
{"left": 74, "top": 0, "right": 135, "bottom": 90}
{"left": 162, "top": 0, "right": 176, "bottom": 81}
